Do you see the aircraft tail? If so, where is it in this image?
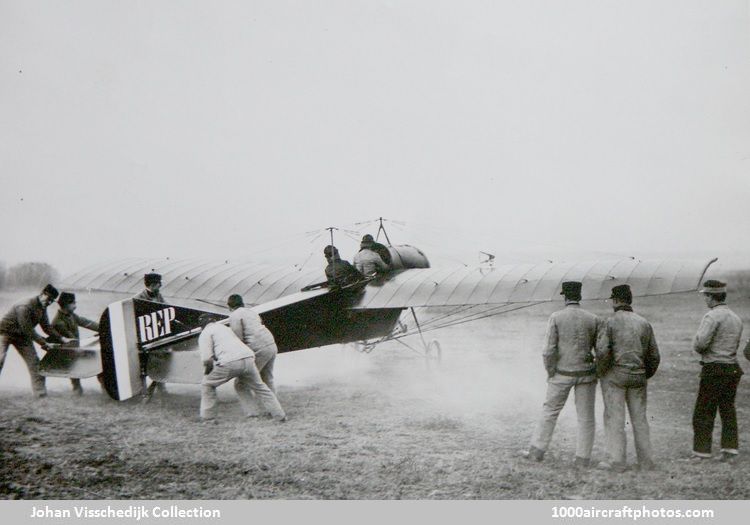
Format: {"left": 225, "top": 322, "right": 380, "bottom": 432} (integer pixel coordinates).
{"left": 99, "top": 299, "right": 227, "bottom": 401}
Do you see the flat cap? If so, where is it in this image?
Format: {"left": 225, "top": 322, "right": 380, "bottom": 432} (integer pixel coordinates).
{"left": 699, "top": 279, "right": 727, "bottom": 294}
{"left": 198, "top": 312, "right": 223, "bottom": 326}
{"left": 58, "top": 292, "right": 76, "bottom": 306}
{"left": 610, "top": 284, "right": 632, "bottom": 303}
{"left": 42, "top": 284, "right": 59, "bottom": 299}
{"left": 560, "top": 281, "right": 582, "bottom": 297}
{"left": 144, "top": 273, "right": 162, "bottom": 286}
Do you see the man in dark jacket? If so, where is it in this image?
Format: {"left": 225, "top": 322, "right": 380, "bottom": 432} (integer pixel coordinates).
{"left": 691, "top": 280, "right": 744, "bottom": 462}
{"left": 135, "top": 273, "right": 165, "bottom": 303}
{"left": 0, "top": 284, "right": 67, "bottom": 397}
{"left": 134, "top": 273, "right": 167, "bottom": 396}
{"left": 596, "top": 284, "right": 660, "bottom": 472}
{"left": 323, "top": 246, "right": 363, "bottom": 289}
{"left": 51, "top": 292, "right": 101, "bottom": 396}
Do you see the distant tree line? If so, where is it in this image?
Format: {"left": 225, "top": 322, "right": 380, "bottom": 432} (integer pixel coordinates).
{"left": 727, "top": 270, "right": 750, "bottom": 296}
{"left": 0, "top": 261, "right": 60, "bottom": 289}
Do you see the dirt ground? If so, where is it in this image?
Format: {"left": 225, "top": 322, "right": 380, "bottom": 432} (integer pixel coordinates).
{"left": 1, "top": 289, "right": 749, "bottom": 499}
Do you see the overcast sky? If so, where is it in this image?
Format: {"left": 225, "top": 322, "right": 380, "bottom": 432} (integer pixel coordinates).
{"left": 1, "top": 0, "right": 749, "bottom": 276}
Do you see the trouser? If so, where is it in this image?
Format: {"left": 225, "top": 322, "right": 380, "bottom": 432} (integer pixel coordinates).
{"left": 601, "top": 373, "right": 653, "bottom": 466}
{"left": 693, "top": 364, "right": 742, "bottom": 454}
{"left": 200, "top": 357, "right": 285, "bottom": 420}
{"left": 254, "top": 345, "right": 277, "bottom": 393}
{"left": 530, "top": 373, "right": 596, "bottom": 459}
{"left": 242, "top": 346, "right": 278, "bottom": 415}
{"left": 140, "top": 352, "right": 167, "bottom": 396}
{"left": 0, "top": 335, "right": 46, "bottom": 397}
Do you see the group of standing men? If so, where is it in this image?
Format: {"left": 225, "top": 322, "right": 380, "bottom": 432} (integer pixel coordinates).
{"left": 0, "top": 274, "right": 286, "bottom": 422}
{"left": 524, "top": 279, "right": 748, "bottom": 471}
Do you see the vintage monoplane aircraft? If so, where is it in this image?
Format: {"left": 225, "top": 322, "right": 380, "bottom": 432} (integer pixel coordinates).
{"left": 41, "top": 222, "right": 717, "bottom": 402}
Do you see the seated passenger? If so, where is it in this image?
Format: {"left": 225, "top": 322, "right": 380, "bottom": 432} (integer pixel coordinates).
{"left": 353, "top": 238, "right": 390, "bottom": 277}
{"left": 323, "top": 245, "right": 363, "bottom": 288}
{"left": 361, "top": 234, "right": 392, "bottom": 266}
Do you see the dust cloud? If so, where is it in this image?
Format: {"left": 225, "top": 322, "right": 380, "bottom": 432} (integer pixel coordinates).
{"left": 273, "top": 303, "right": 573, "bottom": 431}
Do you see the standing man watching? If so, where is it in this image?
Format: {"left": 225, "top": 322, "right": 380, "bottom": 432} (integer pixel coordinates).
{"left": 0, "top": 284, "right": 68, "bottom": 397}
{"left": 523, "top": 281, "right": 599, "bottom": 467}
{"left": 227, "top": 294, "right": 279, "bottom": 404}
{"left": 198, "top": 313, "right": 286, "bottom": 422}
{"left": 51, "top": 292, "right": 101, "bottom": 396}
{"left": 691, "top": 280, "right": 744, "bottom": 462}
{"left": 596, "top": 284, "right": 660, "bottom": 472}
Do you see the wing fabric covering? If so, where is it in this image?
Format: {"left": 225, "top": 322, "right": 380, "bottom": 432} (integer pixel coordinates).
{"left": 61, "top": 258, "right": 325, "bottom": 306}
{"left": 350, "top": 258, "right": 717, "bottom": 309}
{"left": 62, "top": 257, "right": 716, "bottom": 310}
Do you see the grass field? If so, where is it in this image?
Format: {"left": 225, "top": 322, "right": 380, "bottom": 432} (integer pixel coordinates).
{"left": 1, "top": 288, "right": 750, "bottom": 499}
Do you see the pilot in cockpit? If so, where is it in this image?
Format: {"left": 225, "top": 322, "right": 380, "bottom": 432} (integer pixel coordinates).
{"left": 323, "top": 245, "right": 363, "bottom": 289}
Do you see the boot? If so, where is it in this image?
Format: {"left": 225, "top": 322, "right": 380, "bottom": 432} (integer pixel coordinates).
{"left": 521, "top": 446, "right": 545, "bottom": 462}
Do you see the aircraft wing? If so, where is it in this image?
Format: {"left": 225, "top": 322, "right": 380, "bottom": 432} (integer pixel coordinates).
{"left": 348, "top": 258, "right": 717, "bottom": 309}
{"left": 62, "top": 256, "right": 717, "bottom": 311}
{"left": 61, "top": 257, "right": 326, "bottom": 305}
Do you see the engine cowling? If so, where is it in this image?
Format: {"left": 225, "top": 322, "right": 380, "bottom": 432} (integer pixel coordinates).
{"left": 387, "top": 245, "right": 430, "bottom": 270}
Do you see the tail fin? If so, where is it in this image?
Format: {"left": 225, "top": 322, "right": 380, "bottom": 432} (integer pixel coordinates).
{"left": 99, "top": 299, "right": 227, "bottom": 400}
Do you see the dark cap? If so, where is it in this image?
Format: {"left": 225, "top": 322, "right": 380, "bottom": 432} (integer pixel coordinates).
{"left": 610, "top": 284, "right": 633, "bottom": 303}
{"left": 361, "top": 234, "right": 374, "bottom": 244}
{"left": 58, "top": 292, "right": 76, "bottom": 306}
{"left": 144, "top": 273, "right": 162, "bottom": 286}
{"left": 323, "top": 245, "right": 339, "bottom": 257}
{"left": 42, "top": 284, "right": 59, "bottom": 299}
{"left": 227, "top": 294, "right": 244, "bottom": 309}
{"left": 699, "top": 279, "right": 727, "bottom": 294}
{"left": 560, "top": 281, "right": 582, "bottom": 298}
{"left": 198, "top": 313, "right": 222, "bottom": 327}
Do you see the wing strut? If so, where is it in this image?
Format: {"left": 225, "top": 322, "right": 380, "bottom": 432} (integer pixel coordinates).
{"left": 405, "top": 307, "right": 442, "bottom": 363}
{"left": 410, "top": 307, "right": 428, "bottom": 350}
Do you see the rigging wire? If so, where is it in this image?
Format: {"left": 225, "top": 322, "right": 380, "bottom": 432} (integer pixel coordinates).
{"left": 406, "top": 304, "right": 483, "bottom": 329}
{"left": 388, "top": 302, "right": 545, "bottom": 342}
